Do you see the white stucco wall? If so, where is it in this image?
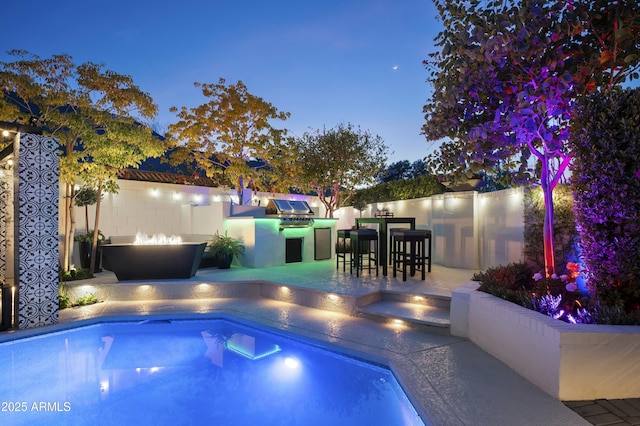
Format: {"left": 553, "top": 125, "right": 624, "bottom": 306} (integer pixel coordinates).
{"left": 61, "top": 180, "right": 525, "bottom": 271}
{"left": 332, "top": 187, "right": 524, "bottom": 270}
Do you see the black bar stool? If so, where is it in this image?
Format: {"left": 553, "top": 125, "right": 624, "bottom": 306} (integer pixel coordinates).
{"left": 350, "top": 229, "right": 379, "bottom": 277}
{"left": 336, "top": 229, "right": 351, "bottom": 271}
{"left": 392, "top": 230, "right": 432, "bottom": 281}
{"left": 388, "top": 227, "right": 407, "bottom": 265}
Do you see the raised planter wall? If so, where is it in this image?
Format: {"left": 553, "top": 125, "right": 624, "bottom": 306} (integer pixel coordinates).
{"left": 451, "top": 282, "right": 640, "bottom": 400}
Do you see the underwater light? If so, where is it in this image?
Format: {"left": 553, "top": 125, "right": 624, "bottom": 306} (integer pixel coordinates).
{"left": 284, "top": 357, "right": 300, "bottom": 369}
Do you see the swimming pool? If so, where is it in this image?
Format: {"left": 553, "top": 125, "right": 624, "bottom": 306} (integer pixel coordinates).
{"left": 0, "top": 318, "right": 425, "bottom": 425}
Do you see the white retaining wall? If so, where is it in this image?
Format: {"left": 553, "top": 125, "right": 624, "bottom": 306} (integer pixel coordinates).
{"left": 451, "top": 282, "right": 640, "bottom": 400}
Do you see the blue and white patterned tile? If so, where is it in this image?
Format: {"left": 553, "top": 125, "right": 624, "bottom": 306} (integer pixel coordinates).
{"left": 16, "top": 134, "right": 59, "bottom": 329}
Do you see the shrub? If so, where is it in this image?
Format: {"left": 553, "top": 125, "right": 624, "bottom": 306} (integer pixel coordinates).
{"left": 347, "top": 174, "right": 446, "bottom": 206}
{"left": 59, "top": 268, "right": 94, "bottom": 281}
{"left": 474, "top": 262, "right": 640, "bottom": 325}
{"left": 570, "top": 87, "right": 640, "bottom": 316}
{"left": 474, "top": 263, "right": 535, "bottom": 305}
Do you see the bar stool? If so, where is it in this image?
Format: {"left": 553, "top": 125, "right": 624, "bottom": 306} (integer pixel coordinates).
{"left": 392, "top": 230, "right": 432, "bottom": 281}
{"left": 388, "top": 227, "right": 407, "bottom": 265}
{"left": 350, "top": 229, "right": 379, "bottom": 277}
{"left": 336, "top": 229, "right": 351, "bottom": 271}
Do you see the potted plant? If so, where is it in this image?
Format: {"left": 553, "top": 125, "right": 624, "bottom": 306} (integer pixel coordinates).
{"left": 207, "top": 231, "right": 244, "bottom": 269}
{"left": 74, "top": 230, "right": 106, "bottom": 272}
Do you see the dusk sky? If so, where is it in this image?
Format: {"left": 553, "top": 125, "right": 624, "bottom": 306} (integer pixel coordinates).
{"left": 1, "top": 0, "right": 442, "bottom": 164}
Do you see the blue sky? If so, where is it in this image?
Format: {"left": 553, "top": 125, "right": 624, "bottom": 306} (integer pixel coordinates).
{"left": 1, "top": 0, "right": 442, "bottom": 164}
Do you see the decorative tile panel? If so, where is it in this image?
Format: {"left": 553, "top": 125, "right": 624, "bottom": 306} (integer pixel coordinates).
{"left": 0, "top": 171, "right": 9, "bottom": 282}
{"left": 16, "top": 134, "right": 59, "bottom": 329}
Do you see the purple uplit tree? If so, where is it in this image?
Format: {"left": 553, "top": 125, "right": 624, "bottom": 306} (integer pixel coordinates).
{"left": 423, "top": 0, "right": 640, "bottom": 277}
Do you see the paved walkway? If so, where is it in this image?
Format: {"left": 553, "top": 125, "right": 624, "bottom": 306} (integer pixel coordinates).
{"left": 564, "top": 400, "right": 640, "bottom": 425}
{"left": 47, "top": 261, "right": 599, "bottom": 424}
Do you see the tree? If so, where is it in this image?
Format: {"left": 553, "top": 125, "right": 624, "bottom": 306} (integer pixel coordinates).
{"left": 377, "top": 160, "right": 412, "bottom": 183}
{"left": 293, "top": 123, "right": 388, "bottom": 218}
{"left": 0, "top": 50, "right": 167, "bottom": 271}
{"left": 410, "top": 159, "right": 429, "bottom": 178}
{"left": 167, "top": 78, "right": 294, "bottom": 204}
{"left": 75, "top": 185, "right": 99, "bottom": 234}
{"left": 378, "top": 159, "right": 430, "bottom": 183}
{"left": 422, "top": 0, "right": 639, "bottom": 276}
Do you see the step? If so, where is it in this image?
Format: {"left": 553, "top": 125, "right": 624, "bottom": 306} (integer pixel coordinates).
{"left": 357, "top": 300, "right": 451, "bottom": 334}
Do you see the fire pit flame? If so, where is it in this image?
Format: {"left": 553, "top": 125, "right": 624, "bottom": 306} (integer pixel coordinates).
{"left": 134, "top": 232, "right": 183, "bottom": 245}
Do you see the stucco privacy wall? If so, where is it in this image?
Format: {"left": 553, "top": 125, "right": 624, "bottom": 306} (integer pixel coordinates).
{"left": 333, "top": 187, "right": 525, "bottom": 270}
{"left": 62, "top": 181, "right": 324, "bottom": 252}
{"left": 63, "top": 180, "right": 524, "bottom": 271}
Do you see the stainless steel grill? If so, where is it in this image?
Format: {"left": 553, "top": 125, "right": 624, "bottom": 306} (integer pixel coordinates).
{"left": 265, "top": 199, "right": 315, "bottom": 228}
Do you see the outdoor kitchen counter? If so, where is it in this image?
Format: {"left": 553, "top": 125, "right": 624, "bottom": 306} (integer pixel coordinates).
{"left": 225, "top": 217, "right": 337, "bottom": 268}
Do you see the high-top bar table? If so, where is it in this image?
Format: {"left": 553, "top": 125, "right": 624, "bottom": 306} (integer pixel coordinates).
{"left": 355, "top": 217, "right": 415, "bottom": 276}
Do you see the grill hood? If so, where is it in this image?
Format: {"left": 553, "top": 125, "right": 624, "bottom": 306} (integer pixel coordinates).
{"left": 265, "top": 199, "right": 313, "bottom": 216}
{"left": 265, "top": 199, "right": 314, "bottom": 228}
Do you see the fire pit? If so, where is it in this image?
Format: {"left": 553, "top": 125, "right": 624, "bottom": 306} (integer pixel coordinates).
{"left": 101, "top": 233, "right": 207, "bottom": 281}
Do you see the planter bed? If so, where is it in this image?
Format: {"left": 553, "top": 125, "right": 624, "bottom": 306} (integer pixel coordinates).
{"left": 451, "top": 282, "right": 640, "bottom": 401}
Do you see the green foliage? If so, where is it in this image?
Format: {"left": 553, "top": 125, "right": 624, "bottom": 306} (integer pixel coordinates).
{"left": 349, "top": 174, "right": 446, "bottom": 206}
{"left": 74, "top": 230, "right": 105, "bottom": 243}
{"left": 476, "top": 171, "right": 511, "bottom": 193}
{"left": 591, "top": 303, "right": 640, "bottom": 326}
{"left": 207, "top": 231, "right": 245, "bottom": 258}
{"left": 423, "top": 0, "right": 640, "bottom": 276}
{"left": 0, "top": 50, "right": 168, "bottom": 272}
{"left": 293, "top": 123, "right": 389, "bottom": 218}
{"left": 377, "top": 159, "right": 429, "bottom": 183}
{"left": 423, "top": 0, "right": 578, "bottom": 186}
{"left": 74, "top": 294, "right": 99, "bottom": 306}
{"left": 74, "top": 186, "right": 99, "bottom": 207}
{"left": 474, "top": 263, "right": 640, "bottom": 325}
{"left": 58, "top": 286, "right": 71, "bottom": 309}
{"left": 423, "top": 0, "right": 640, "bottom": 186}
{"left": 570, "top": 87, "right": 640, "bottom": 314}
{"left": 59, "top": 268, "right": 94, "bottom": 282}
{"left": 523, "top": 185, "right": 579, "bottom": 274}
{"left": 59, "top": 290, "right": 99, "bottom": 309}
{"left": 474, "top": 263, "right": 536, "bottom": 304}
{"left": 167, "top": 78, "right": 294, "bottom": 203}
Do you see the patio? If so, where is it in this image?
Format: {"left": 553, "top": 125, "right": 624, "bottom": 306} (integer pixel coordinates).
{"left": 56, "top": 261, "right": 599, "bottom": 425}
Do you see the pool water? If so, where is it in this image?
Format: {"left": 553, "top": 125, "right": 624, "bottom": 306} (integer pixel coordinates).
{"left": 0, "top": 319, "right": 425, "bottom": 425}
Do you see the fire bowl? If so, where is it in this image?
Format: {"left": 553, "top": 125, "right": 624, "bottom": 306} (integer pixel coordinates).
{"left": 101, "top": 243, "right": 207, "bottom": 281}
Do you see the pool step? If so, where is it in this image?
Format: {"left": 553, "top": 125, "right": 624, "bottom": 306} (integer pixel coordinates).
{"left": 357, "top": 292, "right": 451, "bottom": 333}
